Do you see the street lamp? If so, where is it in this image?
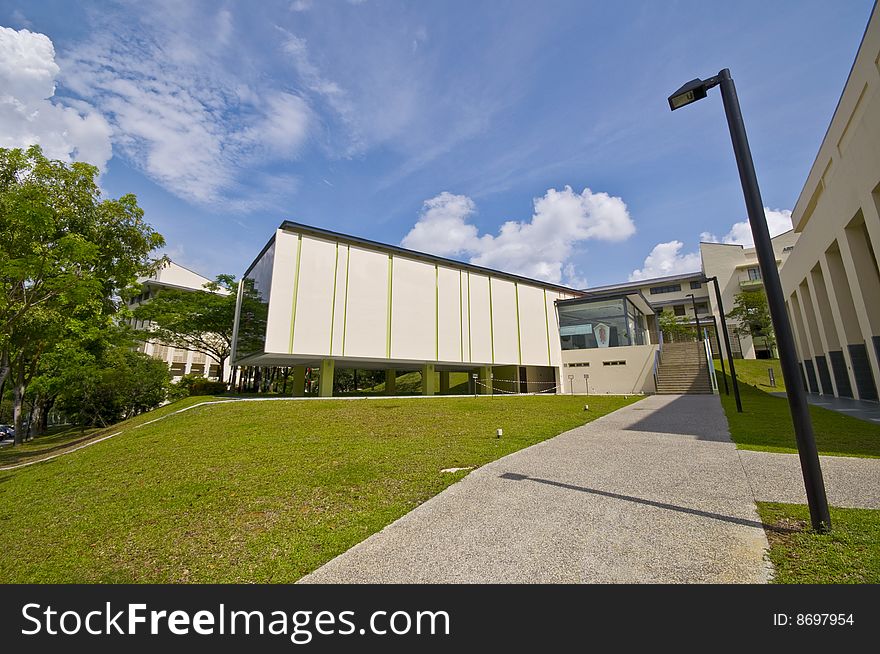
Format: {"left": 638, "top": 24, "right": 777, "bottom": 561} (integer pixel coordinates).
{"left": 669, "top": 69, "right": 831, "bottom": 532}
{"left": 704, "top": 275, "right": 742, "bottom": 411}
{"left": 685, "top": 293, "right": 701, "bottom": 335}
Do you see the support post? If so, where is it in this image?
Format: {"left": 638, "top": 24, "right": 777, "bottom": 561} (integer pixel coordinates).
{"left": 292, "top": 366, "right": 306, "bottom": 397}
{"left": 422, "top": 363, "right": 436, "bottom": 395}
{"left": 439, "top": 371, "right": 450, "bottom": 394}
{"left": 384, "top": 369, "right": 397, "bottom": 396}
{"left": 318, "top": 359, "right": 335, "bottom": 398}
{"left": 478, "top": 366, "right": 493, "bottom": 395}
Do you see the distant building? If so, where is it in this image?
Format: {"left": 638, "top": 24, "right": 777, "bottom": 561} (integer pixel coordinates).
{"left": 702, "top": 230, "right": 799, "bottom": 359}
{"left": 129, "top": 258, "right": 230, "bottom": 382}
{"left": 779, "top": 5, "right": 880, "bottom": 401}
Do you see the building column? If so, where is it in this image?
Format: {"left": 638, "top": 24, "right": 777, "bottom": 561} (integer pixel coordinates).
{"left": 806, "top": 265, "right": 843, "bottom": 396}
{"left": 421, "top": 363, "right": 435, "bottom": 395}
{"left": 840, "top": 211, "right": 880, "bottom": 398}
{"left": 439, "top": 371, "right": 450, "bottom": 394}
{"left": 318, "top": 359, "right": 335, "bottom": 398}
{"left": 798, "top": 280, "right": 830, "bottom": 394}
{"left": 478, "top": 366, "right": 493, "bottom": 395}
{"left": 384, "top": 369, "right": 397, "bottom": 396}
{"left": 291, "top": 366, "right": 306, "bottom": 397}
{"left": 823, "top": 244, "right": 876, "bottom": 400}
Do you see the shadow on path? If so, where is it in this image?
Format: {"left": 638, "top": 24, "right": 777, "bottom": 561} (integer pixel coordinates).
{"left": 623, "top": 395, "right": 731, "bottom": 441}
{"left": 499, "top": 472, "right": 790, "bottom": 533}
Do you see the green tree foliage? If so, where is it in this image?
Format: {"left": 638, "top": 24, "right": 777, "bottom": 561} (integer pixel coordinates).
{"left": 132, "top": 272, "right": 237, "bottom": 382}
{"left": 727, "top": 289, "right": 776, "bottom": 356}
{"left": 0, "top": 145, "right": 164, "bottom": 443}
{"left": 658, "top": 310, "right": 696, "bottom": 342}
{"left": 57, "top": 347, "right": 171, "bottom": 427}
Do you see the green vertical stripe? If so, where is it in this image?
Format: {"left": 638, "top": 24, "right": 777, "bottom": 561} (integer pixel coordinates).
{"left": 488, "top": 277, "right": 495, "bottom": 364}
{"left": 435, "top": 265, "right": 439, "bottom": 360}
{"left": 328, "top": 242, "right": 340, "bottom": 354}
{"left": 342, "top": 245, "right": 351, "bottom": 356}
{"left": 288, "top": 234, "right": 303, "bottom": 353}
{"left": 543, "top": 289, "right": 552, "bottom": 366}
{"left": 514, "top": 283, "right": 522, "bottom": 365}
{"left": 386, "top": 255, "right": 393, "bottom": 358}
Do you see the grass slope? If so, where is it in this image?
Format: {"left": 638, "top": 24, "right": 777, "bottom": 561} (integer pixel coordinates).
{"left": 715, "top": 370, "right": 880, "bottom": 458}
{"left": 759, "top": 503, "right": 880, "bottom": 583}
{"left": 718, "top": 358, "right": 785, "bottom": 392}
{"left": 0, "top": 396, "right": 222, "bottom": 467}
{"left": 0, "top": 394, "right": 636, "bottom": 583}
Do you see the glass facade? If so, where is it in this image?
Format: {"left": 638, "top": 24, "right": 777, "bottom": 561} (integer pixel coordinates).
{"left": 234, "top": 241, "right": 274, "bottom": 359}
{"left": 558, "top": 296, "right": 649, "bottom": 350}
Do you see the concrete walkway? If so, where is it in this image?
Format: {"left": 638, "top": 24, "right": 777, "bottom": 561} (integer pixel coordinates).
{"left": 771, "top": 391, "right": 880, "bottom": 424}
{"left": 301, "top": 394, "right": 771, "bottom": 584}
{"left": 740, "top": 450, "right": 880, "bottom": 508}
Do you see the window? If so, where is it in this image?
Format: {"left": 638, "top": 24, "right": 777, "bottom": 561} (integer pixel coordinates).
{"left": 673, "top": 305, "right": 686, "bottom": 316}
{"left": 696, "top": 302, "right": 709, "bottom": 314}
{"left": 558, "top": 296, "right": 648, "bottom": 350}
{"left": 234, "top": 241, "right": 275, "bottom": 359}
{"left": 747, "top": 267, "right": 762, "bottom": 280}
{"left": 690, "top": 281, "right": 702, "bottom": 289}
{"left": 649, "top": 284, "right": 681, "bottom": 295}
{"left": 783, "top": 246, "right": 794, "bottom": 252}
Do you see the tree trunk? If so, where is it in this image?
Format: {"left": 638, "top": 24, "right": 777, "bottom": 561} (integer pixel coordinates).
{"left": 30, "top": 396, "right": 45, "bottom": 438}
{"left": 0, "top": 349, "right": 9, "bottom": 395}
{"left": 12, "top": 367, "right": 25, "bottom": 446}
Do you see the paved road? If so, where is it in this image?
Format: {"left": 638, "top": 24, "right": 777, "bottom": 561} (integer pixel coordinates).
{"left": 771, "top": 391, "right": 880, "bottom": 424}
{"left": 301, "top": 394, "right": 771, "bottom": 584}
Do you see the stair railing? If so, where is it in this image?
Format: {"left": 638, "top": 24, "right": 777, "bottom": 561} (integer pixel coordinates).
{"left": 703, "top": 329, "right": 718, "bottom": 393}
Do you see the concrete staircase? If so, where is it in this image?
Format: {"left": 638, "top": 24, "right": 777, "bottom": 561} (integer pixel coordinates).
{"left": 655, "top": 342, "right": 713, "bottom": 394}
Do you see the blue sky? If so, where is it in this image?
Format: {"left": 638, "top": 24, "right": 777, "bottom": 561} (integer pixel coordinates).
{"left": 0, "top": 0, "right": 874, "bottom": 287}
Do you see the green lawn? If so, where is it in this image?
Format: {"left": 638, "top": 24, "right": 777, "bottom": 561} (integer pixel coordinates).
{"left": 0, "top": 394, "right": 636, "bottom": 583}
{"left": 718, "top": 358, "right": 785, "bottom": 392}
{"left": 759, "top": 503, "right": 880, "bottom": 583}
{"left": 0, "top": 396, "right": 222, "bottom": 467}
{"left": 714, "top": 366, "right": 880, "bottom": 458}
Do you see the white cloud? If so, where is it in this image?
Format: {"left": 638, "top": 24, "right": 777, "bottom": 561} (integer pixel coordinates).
{"left": 402, "top": 186, "right": 635, "bottom": 286}
{"left": 59, "top": 21, "right": 312, "bottom": 208}
{"left": 0, "top": 27, "right": 112, "bottom": 169}
{"left": 290, "top": 0, "right": 313, "bottom": 11}
{"left": 630, "top": 207, "right": 794, "bottom": 282}
{"left": 702, "top": 208, "right": 794, "bottom": 247}
{"left": 629, "top": 241, "right": 702, "bottom": 281}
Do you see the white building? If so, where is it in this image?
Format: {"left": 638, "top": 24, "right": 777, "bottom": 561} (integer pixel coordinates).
{"left": 232, "top": 222, "right": 663, "bottom": 396}
{"left": 130, "top": 258, "right": 231, "bottom": 381}
{"left": 779, "top": 4, "right": 880, "bottom": 401}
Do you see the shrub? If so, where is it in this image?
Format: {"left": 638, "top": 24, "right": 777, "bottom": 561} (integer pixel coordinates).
{"left": 188, "top": 379, "right": 227, "bottom": 396}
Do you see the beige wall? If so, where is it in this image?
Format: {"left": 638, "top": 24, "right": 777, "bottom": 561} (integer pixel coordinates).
{"left": 561, "top": 344, "right": 658, "bottom": 395}
{"left": 780, "top": 6, "right": 880, "bottom": 401}
{"left": 254, "top": 227, "right": 574, "bottom": 373}
{"left": 701, "top": 230, "right": 798, "bottom": 358}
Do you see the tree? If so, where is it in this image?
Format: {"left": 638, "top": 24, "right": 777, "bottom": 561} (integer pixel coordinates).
{"left": 0, "top": 145, "right": 164, "bottom": 443}
{"left": 132, "top": 272, "right": 237, "bottom": 382}
{"left": 726, "top": 289, "right": 776, "bottom": 357}
{"left": 658, "top": 310, "right": 695, "bottom": 342}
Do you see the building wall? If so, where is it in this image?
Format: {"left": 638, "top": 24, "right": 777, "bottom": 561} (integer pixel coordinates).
{"left": 130, "top": 259, "right": 231, "bottom": 382}
{"left": 560, "top": 344, "right": 659, "bottom": 395}
{"left": 253, "top": 226, "right": 575, "bottom": 371}
{"left": 778, "top": 6, "right": 880, "bottom": 401}
{"left": 701, "top": 230, "right": 798, "bottom": 359}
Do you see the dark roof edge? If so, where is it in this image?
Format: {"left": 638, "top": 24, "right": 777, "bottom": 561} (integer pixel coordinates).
{"left": 271, "top": 220, "right": 583, "bottom": 295}
{"left": 585, "top": 270, "right": 704, "bottom": 293}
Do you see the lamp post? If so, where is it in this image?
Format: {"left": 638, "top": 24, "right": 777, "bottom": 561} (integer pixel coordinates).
{"left": 704, "top": 275, "right": 742, "bottom": 411}
{"left": 669, "top": 69, "right": 831, "bottom": 531}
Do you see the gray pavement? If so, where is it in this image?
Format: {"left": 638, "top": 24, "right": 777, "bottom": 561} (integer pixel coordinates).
{"left": 300, "top": 394, "right": 771, "bottom": 584}
{"left": 771, "top": 391, "right": 880, "bottom": 424}
{"left": 740, "top": 450, "right": 880, "bottom": 508}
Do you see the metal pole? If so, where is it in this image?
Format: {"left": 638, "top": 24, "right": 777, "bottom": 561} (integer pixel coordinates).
{"left": 711, "top": 314, "right": 729, "bottom": 395}
{"left": 707, "top": 275, "right": 742, "bottom": 412}
{"left": 718, "top": 68, "right": 830, "bottom": 531}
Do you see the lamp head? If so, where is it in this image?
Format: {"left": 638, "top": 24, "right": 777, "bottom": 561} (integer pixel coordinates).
{"left": 668, "top": 78, "right": 709, "bottom": 111}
